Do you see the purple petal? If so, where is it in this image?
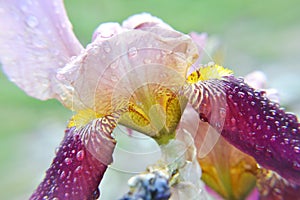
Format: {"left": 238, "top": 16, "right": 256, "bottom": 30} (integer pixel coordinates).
{"left": 0, "top": 0, "right": 82, "bottom": 101}
{"left": 30, "top": 117, "right": 116, "bottom": 200}
{"left": 185, "top": 75, "right": 300, "bottom": 185}
{"left": 257, "top": 169, "right": 300, "bottom": 199}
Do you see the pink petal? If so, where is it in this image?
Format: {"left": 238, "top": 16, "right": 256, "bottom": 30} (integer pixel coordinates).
{"left": 57, "top": 27, "right": 198, "bottom": 115}
{"left": 122, "top": 13, "right": 173, "bottom": 30}
{"left": 185, "top": 75, "right": 300, "bottom": 185}
{"left": 0, "top": 0, "right": 83, "bottom": 101}
{"left": 30, "top": 117, "right": 116, "bottom": 200}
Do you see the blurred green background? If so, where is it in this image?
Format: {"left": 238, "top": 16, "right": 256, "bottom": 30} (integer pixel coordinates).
{"left": 0, "top": 0, "right": 300, "bottom": 199}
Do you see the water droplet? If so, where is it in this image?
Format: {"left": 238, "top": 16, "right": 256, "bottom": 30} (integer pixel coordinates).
{"left": 103, "top": 45, "right": 111, "bottom": 53}
{"left": 55, "top": 147, "right": 59, "bottom": 155}
{"left": 250, "top": 101, "right": 255, "bottom": 106}
{"left": 283, "top": 138, "right": 290, "bottom": 144}
{"left": 248, "top": 132, "right": 256, "bottom": 136}
{"left": 237, "top": 91, "right": 245, "bottom": 98}
{"left": 76, "top": 150, "right": 85, "bottom": 161}
{"left": 219, "top": 108, "right": 226, "bottom": 118}
{"left": 64, "top": 157, "right": 72, "bottom": 165}
{"left": 42, "top": 196, "right": 49, "bottom": 200}
{"left": 128, "top": 47, "right": 138, "bottom": 58}
{"left": 65, "top": 193, "right": 70, "bottom": 198}
{"left": 292, "top": 161, "right": 300, "bottom": 170}
{"left": 92, "top": 188, "right": 100, "bottom": 199}
{"left": 255, "top": 144, "right": 264, "bottom": 151}
{"left": 20, "top": 4, "right": 28, "bottom": 12}
{"left": 292, "top": 128, "right": 297, "bottom": 134}
{"left": 60, "top": 171, "right": 66, "bottom": 179}
{"left": 111, "top": 75, "right": 118, "bottom": 82}
{"left": 75, "top": 166, "right": 83, "bottom": 174}
{"left": 143, "top": 58, "right": 151, "bottom": 64}
{"left": 275, "top": 121, "right": 280, "bottom": 127}
{"left": 231, "top": 117, "right": 236, "bottom": 124}
{"left": 270, "top": 135, "right": 276, "bottom": 142}
{"left": 266, "top": 125, "right": 271, "bottom": 130}
{"left": 26, "top": 15, "right": 39, "bottom": 28}
{"left": 110, "top": 60, "right": 119, "bottom": 69}
{"left": 294, "top": 146, "right": 300, "bottom": 153}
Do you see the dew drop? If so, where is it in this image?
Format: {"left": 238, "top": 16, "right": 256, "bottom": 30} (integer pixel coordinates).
{"left": 143, "top": 58, "right": 151, "bottom": 64}
{"left": 250, "top": 101, "right": 256, "bottom": 106}
{"left": 128, "top": 47, "right": 138, "bottom": 58}
{"left": 92, "top": 188, "right": 100, "bottom": 199}
{"left": 20, "top": 4, "right": 28, "bottom": 12}
{"left": 75, "top": 166, "right": 83, "bottom": 174}
{"left": 42, "top": 196, "right": 49, "bottom": 200}
{"left": 284, "top": 138, "right": 290, "bottom": 144}
{"left": 65, "top": 193, "right": 70, "bottom": 198}
{"left": 55, "top": 147, "right": 59, "bottom": 155}
{"left": 231, "top": 117, "right": 236, "bottom": 124}
{"left": 270, "top": 135, "right": 276, "bottom": 142}
{"left": 64, "top": 157, "right": 72, "bottom": 165}
{"left": 237, "top": 91, "right": 245, "bottom": 98}
{"left": 219, "top": 108, "right": 226, "bottom": 118}
{"left": 110, "top": 60, "right": 119, "bottom": 69}
{"left": 26, "top": 15, "right": 39, "bottom": 28}
{"left": 255, "top": 144, "right": 264, "bottom": 151}
{"left": 76, "top": 150, "right": 85, "bottom": 161}
{"left": 111, "top": 75, "right": 118, "bottom": 82}
{"left": 60, "top": 171, "right": 66, "bottom": 179}
{"left": 294, "top": 146, "right": 300, "bottom": 153}
{"left": 248, "top": 132, "right": 256, "bottom": 137}
{"left": 103, "top": 46, "right": 111, "bottom": 53}
{"left": 292, "top": 161, "right": 300, "bottom": 170}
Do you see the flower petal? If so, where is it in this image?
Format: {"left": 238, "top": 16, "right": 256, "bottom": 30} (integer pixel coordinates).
{"left": 30, "top": 116, "right": 117, "bottom": 200}
{"left": 122, "top": 13, "right": 173, "bottom": 30}
{"left": 256, "top": 169, "right": 300, "bottom": 199}
{"left": 179, "top": 105, "right": 257, "bottom": 199}
{"left": 0, "top": 0, "right": 83, "bottom": 100}
{"left": 57, "top": 27, "right": 198, "bottom": 142}
{"left": 184, "top": 64, "right": 300, "bottom": 185}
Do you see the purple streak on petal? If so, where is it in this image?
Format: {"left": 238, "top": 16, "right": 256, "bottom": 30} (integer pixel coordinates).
{"left": 186, "top": 76, "right": 300, "bottom": 185}
{"left": 30, "top": 126, "right": 115, "bottom": 200}
{"left": 0, "top": 0, "right": 82, "bottom": 101}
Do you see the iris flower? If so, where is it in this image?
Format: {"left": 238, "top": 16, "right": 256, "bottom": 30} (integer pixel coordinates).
{"left": 1, "top": 1, "right": 299, "bottom": 199}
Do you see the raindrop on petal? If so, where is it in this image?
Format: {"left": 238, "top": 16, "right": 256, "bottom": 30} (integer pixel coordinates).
{"left": 26, "top": 15, "right": 39, "bottom": 28}
{"left": 110, "top": 60, "right": 119, "bottom": 69}
{"left": 64, "top": 157, "right": 72, "bottom": 165}
{"left": 128, "top": 47, "right": 138, "bottom": 58}
{"left": 294, "top": 146, "right": 300, "bottom": 153}
{"left": 60, "top": 171, "right": 66, "bottom": 179}
{"left": 76, "top": 150, "right": 85, "bottom": 161}
{"left": 75, "top": 166, "right": 83, "bottom": 174}
{"left": 111, "top": 75, "right": 119, "bottom": 82}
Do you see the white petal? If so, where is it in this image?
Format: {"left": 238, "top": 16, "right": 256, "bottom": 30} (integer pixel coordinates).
{"left": 0, "top": 0, "right": 83, "bottom": 100}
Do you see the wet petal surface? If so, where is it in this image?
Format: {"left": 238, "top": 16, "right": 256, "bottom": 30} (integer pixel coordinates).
{"left": 0, "top": 0, "right": 83, "bottom": 101}
{"left": 30, "top": 116, "right": 117, "bottom": 200}
{"left": 179, "top": 105, "right": 257, "bottom": 199}
{"left": 185, "top": 65, "right": 300, "bottom": 185}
